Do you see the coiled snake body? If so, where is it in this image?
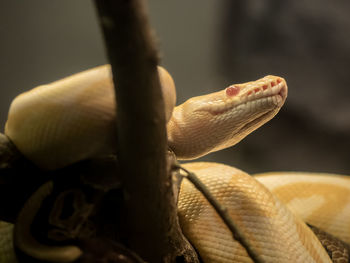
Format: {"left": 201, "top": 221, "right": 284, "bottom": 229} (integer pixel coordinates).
{"left": 1, "top": 66, "right": 349, "bottom": 262}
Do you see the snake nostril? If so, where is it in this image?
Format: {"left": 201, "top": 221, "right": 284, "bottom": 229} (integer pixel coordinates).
{"left": 277, "top": 78, "right": 282, "bottom": 84}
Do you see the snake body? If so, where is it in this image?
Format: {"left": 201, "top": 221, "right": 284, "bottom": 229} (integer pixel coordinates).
{"left": 178, "top": 163, "right": 333, "bottom": 263}
{"left": 1, "top": 65, "right": 348, "bottom": 262}
{"left": 254, "top": 172, "right": 350, "bottom": 245}
{"left": 4, "top": 65, "right": 286, "bottom": 170}
{"left": 4, "top": 65, "right": 176, "bottom": 170}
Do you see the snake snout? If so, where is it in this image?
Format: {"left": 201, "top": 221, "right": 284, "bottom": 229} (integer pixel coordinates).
{"left": 243, "top": 76, "right": 288, "bottom": 107}
{"left": 278, "top": 80, "right": 288, "bottom": 101}
{"left": 274, "top": 77, "right": 288, "bottom": 107}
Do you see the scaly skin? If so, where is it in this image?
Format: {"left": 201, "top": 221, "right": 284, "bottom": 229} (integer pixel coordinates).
{"left": 167, "top": 75, "right": 287, "bottom": 159}
{"left": 178, "top": 162, "right": 332, "bottom": 263}
{"left": 1, "top": 65, "right": 345, "bottom": 263}
{"left": 5, "top": 68, "right": 286, "bottom": 170}
{"left": 4, "top": 65, "right": 176, "bottom": 170}
{"left": 254, "top": 172, "right": 350, "bottom": 245}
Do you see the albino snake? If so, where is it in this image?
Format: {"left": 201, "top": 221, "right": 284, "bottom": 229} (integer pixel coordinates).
{"left": 1, "top": 65, "right": 349, "bottom": 262}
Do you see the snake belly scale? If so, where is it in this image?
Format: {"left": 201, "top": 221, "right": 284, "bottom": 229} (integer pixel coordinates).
{"left": 1, "top": 65, "right": 348, "bottom": 262}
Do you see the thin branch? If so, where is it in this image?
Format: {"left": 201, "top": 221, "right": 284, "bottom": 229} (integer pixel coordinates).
{"left": 94, "top": 0, "right": 198, "bottom": 262}
{"left": 175, "top": 162, "right": 262, "bottom": 263}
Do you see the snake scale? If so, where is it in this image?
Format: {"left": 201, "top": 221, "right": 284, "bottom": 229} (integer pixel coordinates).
{"left": 1, "top": 65, "right": 349, "bottom": 262}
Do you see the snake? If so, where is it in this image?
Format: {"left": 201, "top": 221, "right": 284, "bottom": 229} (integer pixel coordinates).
{"left": 1, "top": 65, "right": 349, "bottom": 262}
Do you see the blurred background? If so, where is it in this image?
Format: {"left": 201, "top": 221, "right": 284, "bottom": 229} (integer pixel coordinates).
{"left": 0, "top": 0, "right": 349, "bottom": 174}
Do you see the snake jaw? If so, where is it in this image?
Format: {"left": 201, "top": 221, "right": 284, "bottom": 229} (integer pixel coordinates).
{"left": 194, "top": 75, "right": 287, "bottom": 116}
{"left": 168, "top": 75, "right": 288, "bottom": 159}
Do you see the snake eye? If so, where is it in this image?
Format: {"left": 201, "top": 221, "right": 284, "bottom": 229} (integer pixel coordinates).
{"left": 226, "top": 85, "right": 240, "bottom": 97}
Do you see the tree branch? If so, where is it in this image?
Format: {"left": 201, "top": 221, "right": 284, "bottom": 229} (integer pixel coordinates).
{"left": 94, "top": 0, "right": 198, "bottom": 262}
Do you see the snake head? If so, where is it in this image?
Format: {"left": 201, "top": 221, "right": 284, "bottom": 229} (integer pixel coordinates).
{"left": 167, "top": 75, "right": 288, "bottom": 159}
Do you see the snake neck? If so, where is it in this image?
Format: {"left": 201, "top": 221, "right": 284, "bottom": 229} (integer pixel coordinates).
{"left": 167, "top": 75, "right": 288, "bottom": 160}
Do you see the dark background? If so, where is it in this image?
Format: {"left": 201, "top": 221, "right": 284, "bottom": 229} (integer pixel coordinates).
{"left": 1, "top": 1, "right": 349, "bottom": 174}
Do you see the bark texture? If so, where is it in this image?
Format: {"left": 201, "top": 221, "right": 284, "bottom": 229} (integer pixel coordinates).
{"left": 94, "top": 0, "right": 198, "bottom": 262}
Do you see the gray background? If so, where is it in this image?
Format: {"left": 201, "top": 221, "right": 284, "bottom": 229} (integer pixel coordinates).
{"left": 1, "top": 1, "right": 349, "bottom": 174}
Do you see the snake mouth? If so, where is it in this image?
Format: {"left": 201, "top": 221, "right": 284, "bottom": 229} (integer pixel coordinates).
{"left": 189, "top": 75, "right": 287, "bottom": 117}
{"left": 208, "top": 81, "right": 287, "bottom": 116}
{"left": 232, "top": 81, "right": 287, "bottom": 136}
{"left": 236, "top": 108, "right": 277, "bottom": 136}
{"left": 274, "top": 83, "right": 288, "bottom": 106}
{"left": 239, "top": 78, "right": 287, "bottom": 107}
